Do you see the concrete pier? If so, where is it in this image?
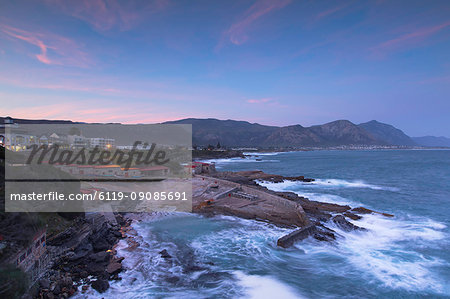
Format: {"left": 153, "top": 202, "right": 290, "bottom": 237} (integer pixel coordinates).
{"left": 192, "top": 175, "right": 309, "bottom": 227}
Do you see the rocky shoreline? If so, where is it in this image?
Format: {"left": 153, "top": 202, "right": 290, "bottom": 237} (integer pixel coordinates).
{"left": 31, "top": 170, "right": 393, "bottom": 298}
{"left": 34, "top": 214, "right": 130, "bottom": 298}
{"left": 207, "top": 170, "right": 393, "bottom": 246}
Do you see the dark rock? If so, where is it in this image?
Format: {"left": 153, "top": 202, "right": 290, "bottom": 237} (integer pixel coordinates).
{"left": 159, "top": 249, "right": 172, "bottom": 259}
{"left": 40, "top": 278, "right": 50, "bottom": 289}
{"left": 351, "top": 207, "right": 374, "bottom": 214}
{"left": 106, "top": 261, "right": 122, "bottom": 274}
{"left": 113, "top": 231, "right": 123, "bottom": 238}
{"left": 89, "top": 251, "right": 111, "bottom": 263}
{"left": 70, "top": 242, "right": 93, "bottom": 261}
{"left": 184, "top": 264, "right": 205, "bottom": 272}
{"left": 61, "top": 275, "right": 73, "bottom": 288}
{"left": 344, "top": 212, "right": 362, "bottom": 220}
{"left": 352, "top": 207, "right": 394, "bottom": 218}
{"left": 92, "top": 239, "right": 110, "bottom": 252}
{"left": 277, "top": 225, "right": 317, "bottom": 248}
{"left": 165, "top": 276, "right": 180, "bottom": 284}
{"left": 91, "top": 279, "right": 109, "bottom": 293}
{"left": 332, "top": 215, "right": 366, "bottom": 232}
{"left": 52, "top": 283, "right": 61, "bottom": 295}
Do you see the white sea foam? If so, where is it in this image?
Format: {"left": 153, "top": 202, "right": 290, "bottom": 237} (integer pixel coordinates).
{"left": 332, "top": 214, "right": 447, "bottom": 292}
{"left": 200, "top": 157, "right": 279, "bottom": 168}
{"left": 257, "top": 178, "right": 399, "bottom": 192}
{"left": 263, "top": 178, "right": 448, "bottom": 294}
{"left": 233, "top": 271, "right": 304, "bottom": 299}
{"left": 243, "top": 152, "right": 284, "bottom": 156}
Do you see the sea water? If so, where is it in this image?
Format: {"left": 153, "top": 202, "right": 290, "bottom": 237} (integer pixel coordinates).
{"left": 82, "top": 150, "right": 450, "bottom": 298}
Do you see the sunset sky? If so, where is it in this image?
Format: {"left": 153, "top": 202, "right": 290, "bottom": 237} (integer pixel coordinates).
{"left": 1, "top": 0, "right": 449, "bottom": 136}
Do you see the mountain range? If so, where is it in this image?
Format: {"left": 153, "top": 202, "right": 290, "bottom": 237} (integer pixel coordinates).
{"left": 164, "top": 118, "right": 418, "bottom": 147}
{"left": 1, "top": 116, "right": 449, "bottom": 148}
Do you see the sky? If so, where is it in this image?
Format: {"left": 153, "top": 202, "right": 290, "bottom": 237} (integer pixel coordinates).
{"left": 0, "top": 0, "right": 449, "bottom": 137}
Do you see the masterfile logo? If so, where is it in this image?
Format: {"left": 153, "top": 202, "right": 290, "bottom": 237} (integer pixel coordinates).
{"left": 4, "top": 123, "right": 192, "bottom": 213}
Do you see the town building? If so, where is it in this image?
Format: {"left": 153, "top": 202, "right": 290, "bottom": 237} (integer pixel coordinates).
{"left": 14, "top": 229, "right": 47, "bottom": 272}
{"left": 191, "top": 162, "right": 216, "bottom": 174}
{"left": 90, "top": 137, "right": 115, "bottom": 149}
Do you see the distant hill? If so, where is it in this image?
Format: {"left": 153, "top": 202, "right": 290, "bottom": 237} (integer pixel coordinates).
{"left": 165, "top": 118, "right": 383, "bottom": 147}
{"left": 4, "top": 116, "right": 445, "bottom": 148}
{"left": 358, "top": 120, "right": 416, "bottom": 146}
{"left": 0, "top": 116, "right": 79, "bottom": 125}
{"left": 412, "top": 136, "right": 450, "bottom": 147}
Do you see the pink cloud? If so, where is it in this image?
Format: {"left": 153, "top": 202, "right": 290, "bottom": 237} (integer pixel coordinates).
{"left": 371, "top": 21, "right": 450, "bottom": 56}
{"left": 246, "top": 98, "right": 273, "bottom": 104}
{"left": 2, "top": 100, "right": 196, "bottom": 124}
{"left": 218, "top": 0, "right": 291, "bottom": 48}
{"left": 0, "top": 24, "right": 92, "bottom": 67}
{"left": 45, "top": 0, "right": 169, "bottom": 32}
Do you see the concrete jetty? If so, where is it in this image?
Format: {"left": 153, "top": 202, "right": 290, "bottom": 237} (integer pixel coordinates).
{"left": 192, "top": 175, "right": 309, "bottom": 227}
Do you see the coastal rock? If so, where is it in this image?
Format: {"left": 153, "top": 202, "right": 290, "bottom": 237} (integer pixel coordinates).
{"left": 344, "top": 212, "right": 362, "bottom": 220}
{"left": 70, "top": 242, "right": 93, "bottom": 261}
{"left": 277, "top": 225, "right": 317, "bottom": 248}
{"left": 106, "top": 261, "right": 122, "bottom": 274}
{"left": 351, "top": 207, "right": 374, "bottom": 214}
{"left": 159, "top": 249, "right": 172, "bottom": 259}
{"left": 352, "top": 207, "right": 394, "bottom": 217}
{"left": 91, "top": 279, "right": 109, "bottom": 293}
{"left": 39, "top": 278, "right": 50, "bottom": 289}
{"left": 89, "top": 251, "right": 110, "bottom": 263}
{"left": 332, "top": 215, "right": 366, "bottom": 232}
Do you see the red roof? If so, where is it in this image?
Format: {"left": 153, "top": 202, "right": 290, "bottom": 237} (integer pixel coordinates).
{"left": 140, "top": 166, "right": 169, "bottom": 171}
{"left": 193, "top": 162, "right": 210, "bottom": 165}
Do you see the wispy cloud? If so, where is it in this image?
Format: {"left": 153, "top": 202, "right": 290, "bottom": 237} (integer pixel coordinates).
{"left": 371, "top": 21, "right": 450, "bottom": 57}
{"left": 45, "top": 0, "right": 169, "bottom": 32}
{"left": 246, "top": 97, "right": 287, "bottom": 108}
{"left": 0, "top": 24, "right": 92, "bottom": 67}
{"left": 316, "top": 2, "right": 349, "bottom": 20}
{"left": 218, "top": 0, "right": 291, "bottom": 48}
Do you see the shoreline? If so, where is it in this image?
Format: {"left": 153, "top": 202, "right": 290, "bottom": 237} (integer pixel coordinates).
{"left": 31, "top": 169, "right": 395, "bottom": 297}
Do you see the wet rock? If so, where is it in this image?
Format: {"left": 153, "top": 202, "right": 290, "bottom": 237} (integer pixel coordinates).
{"left": 165, "top": 276, "right": 180, "bottom": 284}
{"left": 344, "top": 212, "right": 362, "bottom": 220}
{"left": 39, "top": 278, "right": 50, "bottom": 289}
{"left": 91, "top": 278, "right": 109, "bottom": 293}
{"left": 70, "top": 242, "right": 93, "bottom": 261}
{"left": 332, "top": 215, "right": 366, "bottom": 232}
{"left": 45, "top": 292, "right": 54, "bottom": 299}
{"left": 352, "top": 206, "right": 394, "bottom": 218}
{"left": 382, "top": 212, "right": 394, "bottom": 217}
{"left": 89, "top": 251, "right": 111, "bottom": 263}
{"left": 184, "top": 264, "right": 206, "bottom": 273}
{"left": 92, "top": 239, "right": 110, "bottom": 252}
{"left": 351, "top": 207, "right": 374, "bottom": 214}
{"left": 106, "top": 261, "right": 122, "bottom": 274}
{"left": 159, "top": 249, "right": 172, "bottom": 259}
{"left": 52, "top": 283, "right": 61, "bottom": 295}
{"left": 277, "top": 225, "right": 317, "bottom": 248}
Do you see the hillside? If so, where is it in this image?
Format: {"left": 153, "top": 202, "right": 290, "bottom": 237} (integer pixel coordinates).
{"left": 165, "top": 118, "right": 384, "bottom": 147}
{"left": 358, "top": 120, "right": 416, "bottom": 146}
{"left": 3, "top": 116, "right": 442, "bottom": 148}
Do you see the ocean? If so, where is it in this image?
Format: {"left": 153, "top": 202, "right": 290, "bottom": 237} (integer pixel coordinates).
{"left": 82, "top": 150, "right": 450, "bottom": 298}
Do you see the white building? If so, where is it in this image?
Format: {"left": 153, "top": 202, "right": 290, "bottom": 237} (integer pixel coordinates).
{"left": 90, "top": 137, "right": 115, "bottom": 149}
